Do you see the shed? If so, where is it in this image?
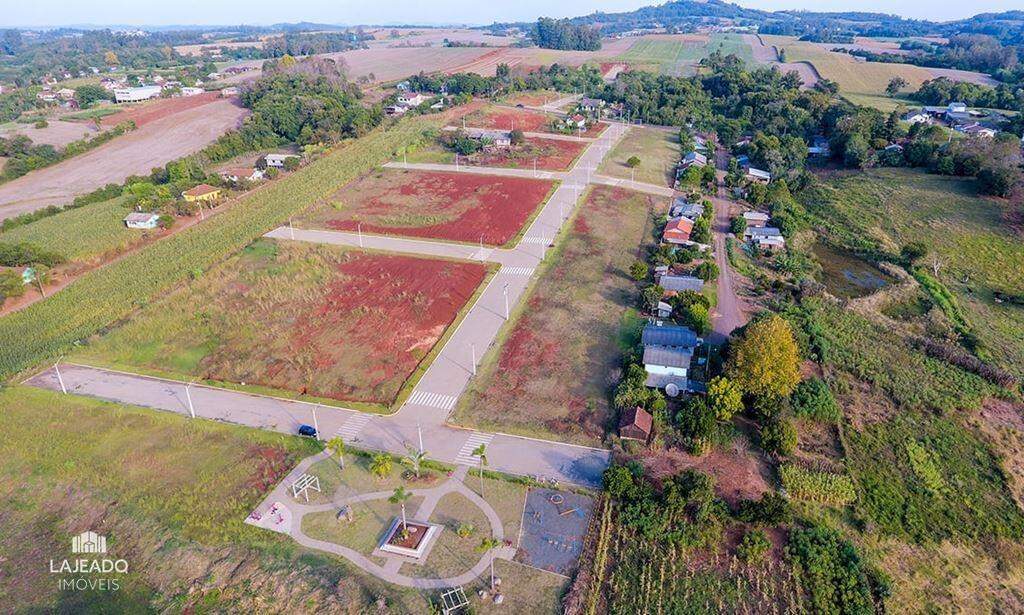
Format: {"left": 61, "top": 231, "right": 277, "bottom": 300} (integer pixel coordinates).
{"left": 743, "top": 211, "right": 769, "bottom": 227}
{"left": 746, "top": 167, "right": 771, "bottom": 183}
{"left": 124, "top": 212, "right": 160, "bottom": 229}
{"left": 264, "top": 153, "right": 300, "bottom": 168}
{"left": 619, "top": 406, "right": 653, "bottom": 442}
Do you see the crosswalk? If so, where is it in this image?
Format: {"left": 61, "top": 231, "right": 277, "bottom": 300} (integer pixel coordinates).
{"left": 521, "top": 236, "right": 548, "bottom": 245}
{"left": 455, "top": 432, "right": 494, "bottom": 466}
{"left": 334, "top": 413, "right": 371, "bottom": 441}
{"left": 406, "top": 389, "right": 458, "bottom": 410}
{"left": 500, "top": 266, "right": 535, "bottom": 277}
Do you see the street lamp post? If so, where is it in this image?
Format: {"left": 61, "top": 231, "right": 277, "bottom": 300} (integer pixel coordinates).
{"left": 184, "top": 382, "right": 196, "bottom": 419}
{"left": 54, "top": 359, "right": 67, "bottom": 394}
{"left": 503, "top": 283, "right": 509, "bottom": 320}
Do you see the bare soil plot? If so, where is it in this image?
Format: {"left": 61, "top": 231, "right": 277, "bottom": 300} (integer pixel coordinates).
{"left": 0, "top": 119, "right": 98, "bottom": 148}
{"left": 453, "top": 186, "right": 657, "bottom": 446}
{"left": 322, "top": 47, "right": 496, "bottom": 83}
{"left": 0, "top": 97, "right": 247, "bottom": 219}
{"left": 100, "top": 91, "right": 223, "bottom": 128}
{"left": 301, "top": 168, "right": 555, "bottom": 247}
{"left": 471, "top": 137, "right": 586, "bottom": 171}
{"left": 74, "top": 239, "right": 489, "bottom": 407}
{"left": 597, "top": 125, "right": 679, "bottom": 187}
{"left": 463, "top": 105, "right": 607, "bottom": 138}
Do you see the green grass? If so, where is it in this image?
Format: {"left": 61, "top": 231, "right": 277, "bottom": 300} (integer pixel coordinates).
{"left": 597, "top": 126, "right": 679, "bottom": 187}
{"left": 303, "top": 454, "right": 444, "bottom": 505}
{"left": 453, "top": 185, "right": 657, "bottom": 445}
{"left": 401, "top": 492, "right": 492, "bottom": 578}
{"left": 0, "top": 386, "right": 438, "bottom": 612}
{"left": 302, "top": 496, "right": 425, "bottom": 557}
{"left": 0, "top": 113, "right": 449, "bottom": 382}
{"left": 0, "top": 196, "right": 138, "bottom": 262}
{"left": 800, "top": 167, "right": 1024, "bottom": 379}
{"left": 615, "top": 34, "right": 753, "bottom": 76}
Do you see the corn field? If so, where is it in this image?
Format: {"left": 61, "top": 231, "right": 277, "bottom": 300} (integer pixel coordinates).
{"left": 0, "top": 115, "right": 445, "bottom": 380}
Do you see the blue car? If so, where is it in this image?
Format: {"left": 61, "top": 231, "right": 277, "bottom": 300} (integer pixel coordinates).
{"left": 297, "top": 424, "right": 318, "bottom": 438}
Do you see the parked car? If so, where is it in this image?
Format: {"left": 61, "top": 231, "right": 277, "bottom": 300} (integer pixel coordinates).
{"left": 297, "top": 424, "right": 318, "bottom": 438}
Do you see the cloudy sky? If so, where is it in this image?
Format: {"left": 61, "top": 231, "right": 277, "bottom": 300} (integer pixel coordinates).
{"left": 2, "top": 0, "right": 1019, "bottom": 27}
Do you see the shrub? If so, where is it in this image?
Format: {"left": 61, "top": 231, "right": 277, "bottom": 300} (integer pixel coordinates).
{"left": 629, "top": 261, "right": 648, "bottom": 281}
{"left": 786, "top": 525, "right": 875, "bottom": 614}
{"left": 706, "top": 376, "right": 743, "bottom": 421}
{"left": 34, "top": 119, "right": 48, "bottom": 129}
{"left": 760, "top": 417, "right": 797, "bottom": 457}
{"left": 736, "top": 529, "right": 771, "bottom": 563}
{"left": 694, "top": 260, "right": 718, "bottom": 281}
{"left": 729, "top": 216, "right": 746, "bottom": 235}
{"left": 626, "top": 155, "right": 641, "bottom": 168}
{"left": 790, "top": 378, "right": 841, "bottom": 422}
{"left": 736, "top": 492, "right": 792, "bottom": 526}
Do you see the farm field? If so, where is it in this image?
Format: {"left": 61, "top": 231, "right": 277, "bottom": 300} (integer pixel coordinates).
{"left": 73, "top": 239, "right": 490, "bottom": 408}
{"left": 0, "top": 97, "right": 248, "bottom": 219}
{"left": 800, "top": 168, "right": 1024, "bottom": 379}
{"left": 406, "top": 136, "right": 586, "bottom": 171}
{"left": 0, "top": 385, "right": 455, "bottom": 613}
{"left": 614, "top": 33, "right": 752, "bottom": 75}
{"left": 597, "top": 125, "right": 679, "bottom": 187}
{"left": 461, "top": 104, "right": 608, "bottom": 138}
{"left": 0, "top": 118, "right": 98, "bottom": 148}
{"left": 100, "top": 91, "right": 225, "bottom": 128}
{"left": 0, "top": 195, "right": 141, "bottom": 263}
{"left": 299, "top": 168, "right": 556, "bottom": 247}
{"left": 761, "top": 35, "right": 933, "bottom": 110}
{"left": 453, "top": 186, "right": 656, "bottom": 446}
{"left": 322, "top": 47, "right": 497, "bottom": 83}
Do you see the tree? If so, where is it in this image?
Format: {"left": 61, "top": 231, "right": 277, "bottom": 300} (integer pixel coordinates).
{"left": 694, "top": 261, "right": 719, "bottom": 282}
{"left": 369, "top": 452, "right": 392, "bottom": 479}
{"left": 629, "top": 261, "right": 648, "bottom": 281}
{"left": 477, "top": 537, "right": 504, "bottom": 591}
{"left": 977, "top": 166, "right": 1018, "bottom": 197}
{"left": 885, "top": 76, "right": 908, "bottom": 96}
{"left": 103, "top": 50, "right": 119, "bottom": 66}
{"left": 74, "top": 84, "right": 111, "bottom": 107}
{"left": 727, "top": 315, "right": 801, "bottom": 400}
{"left": 509, "top": 128, "right": 525, "bottom": 145}
{"left": 641, "top": 284, "right": 664, "bottom": 311}
{"left": 626, "top": 155, "right": 641, "bottom": 168}
{"left": 760, "top": 417, "right": 797, "bottom": 456}
{"left": 706, "top": 376, "right": 743, "bottom": 421}
{"left": 471, "top": 443, "right": 488, "bottom": 496}
{"left": 681, "top": 303, "right": 710, "bottom": 334}
{"left": 737, "top": 529, "right": 771, "bottom": 563}
{"left": 730, "top": 216, "right": 746, "bottom": 235}
{"left": 402, "top": 446, "right": 427, "bottom": 479}
{"left": 326, "top": 436, "right": 346, "bottom": 469}
{"left": 0, "top": 269, "right": 26, "bottom": 303}
{"left": 389, "top": 486, "right": 413, "bottom": 531}
{"left": 675, "top": 396, "right": 715, "bottom": 455}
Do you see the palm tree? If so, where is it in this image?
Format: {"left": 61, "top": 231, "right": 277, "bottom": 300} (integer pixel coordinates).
{"left": 401, "top": 446, "right": 427, "bottom": 479}
{"left": 369, "top": 453, "right": 392, "bottom": 480}
{"left": 471, "top": 443, "right": 488, "bottom": 497}
{"left": 326, "top": 436, "right": 345, "bottom": 469}
{"left": 477, "top": 536, "right": 503, "bottom": 591}
{"left": 389, "top": 486, "right": 413, "bottom": 531}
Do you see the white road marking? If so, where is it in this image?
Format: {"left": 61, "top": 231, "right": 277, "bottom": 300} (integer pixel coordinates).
{"left": 334, "top": 413, "right": 371, "bottom": 440}
{"left": 500, "top": 266, "right": 535, "bottom": 277}
{"left": 407, "top": 390, "right": 457, "bottom": 410}
{"left": 455, "top": 432, "right": 495, "bottom": 465}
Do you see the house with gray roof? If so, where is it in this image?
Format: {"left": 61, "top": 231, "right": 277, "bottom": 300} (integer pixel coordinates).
{"left": 641, "top": 323, "right": 700, "bottom": 396}
{"left": 658, "top": 274, "right": 704, "bottom": 293}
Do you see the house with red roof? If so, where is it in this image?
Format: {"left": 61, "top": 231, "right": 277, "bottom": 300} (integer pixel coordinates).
{"left": 662, "top": 217, "right": 694, "bottom": 245}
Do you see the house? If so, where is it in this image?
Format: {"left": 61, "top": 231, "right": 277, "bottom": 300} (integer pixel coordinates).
{"left": 264, "top": 153, "right": 300, "bottom": 168}
{"left": 745, "top": 226, "right": 783, "bottom": 241}
{"left": 959, "top": 123, "right": 997, "bottom": 138}
{"left": 641, "top": 323, "right": 700, "bottom": 395}
{"left": 221, "top": 86, "right": 239, "bottom": 97}
{"left": 693, "top": 135, "right": 708, "bottom": 151}
{"left": 219, "top": 167, "right": 264, "bottom": 183}
{"left": 182, "top": 184, "right": 221, "bottom": 202}
{"left": 902, "top": 108, "right": 930, "bottom": 124}
{"left": 564, "top": 113, "right": 588, "bottom": 130}
{"left": 658, "top": 274, "right": 704, "bottom": 294}
{"left": 807, "top": 135, "right": 830, "bottom": 157}
{"left": 55, "top": 88, "right": 75, "bottom": 100}
{"left": 578, "top": 97, "right": 605, "bottom": 113}
{"left": 745, "top": 167, "right": 771, "bottom": 183}
{"left": 743, "top": 211, "right": 769, "bottom": 228}
{"left": 465, "top": 128, "right": 512, "bottom": 148}
{"left": 662, "top": 217, "right": 695, "bottom": 245}
{"left": 396, "top": 92, "right": 429, "bottom": 107}
{"left": 757, "top": 236, "right": 786, "bottom": 251}
{"left": 385, "top": 105, "right": 408, "bottom": 116}
{"left": 113, "top": 86, "right": 162, "bottom": 103}
{"left": 656, "top": 301, "right": 673, "bottom": 318}
{"left": 947, "top": 101, "right": 968, "bottom": 114}
{"left": 680, "top": 151, "right": 707, "bottom": 169}
{"left": 884, "top": 143, "right": 904, "bottom": 153}
{"left": 123, "top": 212, "right": 161, "bottom": 229}
{"left": 670, "top": 197, "right": 703, "bottom": 220}
{"left": 179, "top": 86, "right": 204, "bottom": 96}
{"left": 619, "top": 406, "right": 653, "bottom": 442}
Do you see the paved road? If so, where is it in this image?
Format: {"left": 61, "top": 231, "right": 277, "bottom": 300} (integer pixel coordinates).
{"left": 28, "top": 122, "right": 633, "bottom": 489}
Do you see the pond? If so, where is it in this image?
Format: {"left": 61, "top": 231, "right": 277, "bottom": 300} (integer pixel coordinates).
{"left": 812, "top": 242, "right": 894, "bottom": 299}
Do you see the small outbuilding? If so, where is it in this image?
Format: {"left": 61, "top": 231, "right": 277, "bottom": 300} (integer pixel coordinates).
{"left": 123, "top": 212, "right": 161, "bottom": 229}
{"left": 619, "top": 406, "right": 653, "bottom": 442}
{"left": 743, "top": 211, "right": 769, "bottom": 228}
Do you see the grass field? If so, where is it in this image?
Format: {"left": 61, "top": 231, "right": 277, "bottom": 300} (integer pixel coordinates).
{"left": 0, "top": 112, "right": 451, "bottom": 381}
{"left": 73, "top": 239, "right": 490, "bottom": 409}
{"left": 299, "top": 168, "right": 557, "bottom": 247}
{"left": 0, "top": 196, "right": 143, "bottom": 263}
{"left": 406, "top": 136, "right": 585, "bottom": 172}
{"left": 615, "top": 33, "right": 753, "bottom": 76}
{"left": 800, "top": 168, "right": 1024, "bottom": 379}
{"left": 0, "top": 386, "right": 435, "bottom": 612}
{"left": 453, "top": 186, "right": 656, "bottom": 445}
{"left": 597, "top": 125, "right": 679, "bottom": 187}
{"left": 763, "top": 35, "right": 932, "bottom": 110}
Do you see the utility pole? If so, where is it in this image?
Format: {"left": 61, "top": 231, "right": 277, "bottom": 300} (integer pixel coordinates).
{"left": 312, "top": 404, "right": 320, "bottom": 441}
{"left": 417, "top": 421, "right": 424, "bottom": 454}
{"left": 503, "top": 283, "right": 509, "bottom": 320}
{"left": 358, "top": 222, "right": 363, "bottom": 248}
{"left": 185, "top": 382, "right": 196, "bottom": 419}
{"left": 289, "top": 217, "right": 294, "bottom": 240}
{"left": 53, "top": 359, "right": 67, "bottom": 394}
{"left": 471, "top": 343, "right": 476, "bottom": 375}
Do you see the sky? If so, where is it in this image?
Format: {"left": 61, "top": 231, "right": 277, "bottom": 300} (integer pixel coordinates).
{"left": 1, "top": 0, "right": 1020, "bottom": 28}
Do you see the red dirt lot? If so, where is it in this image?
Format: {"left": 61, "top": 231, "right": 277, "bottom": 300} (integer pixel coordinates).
{"left": 286, "top": 253, "right": 487, "bottom": 403}
{"left": 472, "top": 137, "right": 586, "bottom": 171}
{"left": 101, "top": 91, "right": 224, "bottom": 128}
{"left": 465, "top": 106, "right": 608, "bottom": 137}
{"left": 306, "top": 169, "right": 554, "bottom": 246}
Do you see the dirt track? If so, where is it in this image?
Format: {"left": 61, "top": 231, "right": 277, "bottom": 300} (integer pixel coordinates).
{"left": 0, "top": 99, "right": 247, "bottom": 219}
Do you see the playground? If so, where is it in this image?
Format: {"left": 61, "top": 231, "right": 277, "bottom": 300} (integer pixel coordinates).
{"left": 247, "top": 447, "right": 595, "bottom": 609}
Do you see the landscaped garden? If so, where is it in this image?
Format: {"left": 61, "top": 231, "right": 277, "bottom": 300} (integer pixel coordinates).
{"left": 298, "top": 168, "right": 557, "bottom": 247}
{"left": 73, "top": 238, "right": 492, "bottom": 410}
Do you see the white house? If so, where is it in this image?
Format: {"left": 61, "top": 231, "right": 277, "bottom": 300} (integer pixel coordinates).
{"left": 465, "top": 128, "right": 512, "bottom": 148}
{"left": 264, "top": 153, "right": 300, "bottom": 168}
{"left": 902, "top": 108, "right": 930, "bottom": 124}
{"left": 219, "top": 167, "right": 264, "bottom": 183}
{"left": 746, "top": 167, "right": 771, "bottom": 183}
{"left": 396, "top": 92, "right": 430, "bottom": 107}
{"left": 123, "top": 212, "right": 161, "bottom": 229}
{"left": 220, "top": 87, "right": 239, "bottom": 97}
{"left": 179, "top": 86, "right": 204, "bottom": 97}
{"left": 114, "top": 86, "right": 162, "bottom": 103}
{"left": 947, "top": 101, "right": 968, "bottom": 114}
{"left": 743, "top": 211, "right": 769, "bottom": 227}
